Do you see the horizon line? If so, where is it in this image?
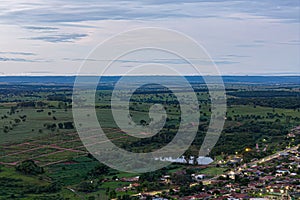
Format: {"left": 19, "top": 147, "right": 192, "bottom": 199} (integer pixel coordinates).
{"left": 0, "top": 74, "right": 300, "bottom": 77}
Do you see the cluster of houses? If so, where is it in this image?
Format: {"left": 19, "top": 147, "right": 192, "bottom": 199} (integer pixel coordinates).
{"left": 115, "top": 176, "right": 140, "bottom": 192}
{"left": 174, "top": 147, "right": 300, "bottom": 200}
{"left": 113, "top": 146, "right": 299, "bottom": 200}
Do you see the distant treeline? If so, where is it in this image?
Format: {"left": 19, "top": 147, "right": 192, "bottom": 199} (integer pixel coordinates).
{"left": 228, "top": 91, "right": 300, "bottom": 98}
{"left": 228, "top": 97, "right": 300, "bottom": 109}
{"left": 1, "top": 76, "right": 300, "bottom": 84}
{"left": 47, "top": 94, "right": 72, "bottom": 102}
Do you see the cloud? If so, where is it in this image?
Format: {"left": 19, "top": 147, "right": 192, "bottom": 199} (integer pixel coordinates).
{"left": 253, "top": 40, "right": 267, "bottom": 44}
{"left": 278, "top": 40, "right": 300, "bottom": 46}
{"left": 0, "top": 57, "right": 35, "bottom": 62}
{"left": 63, "top": 58, "right": 98, "bottom": 62}
{"left": 214, "top": 60, "right": 240, "bottom": 65}
{"left": 24, "top": 26, "right": 59, "bottom": 31}
{"left": 235, "top": 40, "right": 267, "bottom": 48}
{"left": 0, "top": 1, "right": 195, "bottom": 25}
{"left": 25, "top": 71, "right": 54, "bottom": 74}
{"left": 0, "top": 0, "right": 298, "bottom": 25}
{"left": 235, "top": 44, "right": 264, "bottom": 48}
{"left": 0, "top": 52, "right": 36, "bottom": 56}
{"left": 0, "top": 51, "right": 52, "bottom": 63}
{"left": 28, "top": 33, "right": 88, "bottom": 43}
{"left": 0, "top": 57, "right": 52, "bottom": 63}
{"left": 223, "top": 54, "right": 250, "bottom": 58}
{"left": 68, "top": 57, "right": 240, "bottom": 66}
{"left": 0, "top": 0, "right": 298, "bottom": 75}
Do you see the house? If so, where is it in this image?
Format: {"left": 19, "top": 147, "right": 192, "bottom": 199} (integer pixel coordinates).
{"left": 230, "top": 193, "right": 250, "bottom": 199}
{"left": 279, "top": 152, "right": 289, "bottom": 157}
{"left": 192, "top": 174, "right": 206, "bottom": 181}
{"left": 228, "top": 171, "right": 237, "bottom": 180}
{"left": 188, "top": 193, "right": 211, "bottom": 199}
{"left": 228, "top": 157, "right": 243, "bottom": 165}
{"left": 276, "top": 169, "right": 290, "bottom": 176}
{"left": 120, "top": 176, "right": 139, "bottom": 182}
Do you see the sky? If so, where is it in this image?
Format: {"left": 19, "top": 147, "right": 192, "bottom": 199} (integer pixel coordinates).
{"left": 0, "top": 0, "right": 299, "bottom": 76}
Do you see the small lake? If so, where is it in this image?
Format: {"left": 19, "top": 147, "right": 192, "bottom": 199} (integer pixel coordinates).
{"left": 155, "top": 156, "right": 213, "bottom": 165}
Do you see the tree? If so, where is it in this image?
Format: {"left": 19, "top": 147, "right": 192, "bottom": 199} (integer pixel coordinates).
{"left": 16, "top": 160, "right": 44, "bottom": 175}
{"left": 58, "top": 123, "right": 64, "bottom": 129}
{"left": 118, "top": 194, "right": 131, "bottom": 200}
{"left": 77, "top": 181, "right": 97, "bottom": 192}
{"left": 140, "top": 119, "right": 147, "bottom": 126}
{"left": 171, "top": 173, "right": 192, "bottom": 186}
{"left": 139, "top": 171, "right": 163, "bottom": 183}
{"left": 63, "top": 122, "right": 74, "bottom": 129}
{"left": 109, "top": 191, "right": 117, "bottom": 199}
{"left": 88, "top": 164, "right": 110, "bottom": 177}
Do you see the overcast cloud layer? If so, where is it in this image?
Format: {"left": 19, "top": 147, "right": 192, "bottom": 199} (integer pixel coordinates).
{"left": 0, "top": 0, "right": 299, "bottom": 75}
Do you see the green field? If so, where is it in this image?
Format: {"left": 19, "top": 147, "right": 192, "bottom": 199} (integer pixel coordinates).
{"left": 0, "top": 83, "right": 299, "bottom": 199}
